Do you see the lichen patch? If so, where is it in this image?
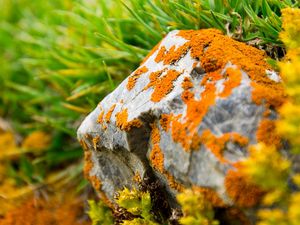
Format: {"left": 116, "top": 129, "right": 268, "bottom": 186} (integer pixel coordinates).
{"left": 115, "top": 108, "right": 143, "bottom": 132}
{"left": 126, "top": 66, "right": 148, "bottom": 91}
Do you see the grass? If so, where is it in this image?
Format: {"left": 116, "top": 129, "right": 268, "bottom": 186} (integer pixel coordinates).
{"left": 0, "top": 0, "right": 299, "bottom": 212}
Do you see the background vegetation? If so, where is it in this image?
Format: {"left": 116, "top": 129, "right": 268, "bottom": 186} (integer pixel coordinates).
{"left": 0, "top": 0, "right": 300, "bottom": 224}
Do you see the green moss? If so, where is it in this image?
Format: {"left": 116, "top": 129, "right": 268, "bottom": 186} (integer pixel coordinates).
{"left": 116, "top": 188, "right": 159, "bottom": 224}
{"left": 87, "top": 200, "right": 114, "bottom": 225}
{"left": 177, "top": 189, "right": 219, "bottom": 225}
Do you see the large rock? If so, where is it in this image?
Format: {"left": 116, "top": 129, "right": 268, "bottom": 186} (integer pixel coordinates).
{"left": 78, "top": 29, "right": 286, "bottom": 214}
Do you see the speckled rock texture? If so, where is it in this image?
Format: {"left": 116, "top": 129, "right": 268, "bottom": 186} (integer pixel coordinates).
{"left": 78, "top": 29, "right": 286, "bottom": 216}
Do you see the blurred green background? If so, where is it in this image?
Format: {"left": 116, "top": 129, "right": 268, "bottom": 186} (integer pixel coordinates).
{"left": 0, "top": 0, "right": 299, "bottom": 215}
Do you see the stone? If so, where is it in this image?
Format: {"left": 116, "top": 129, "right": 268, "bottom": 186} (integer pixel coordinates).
{"left": 77, "top": 29, "right": 286, "bottom": 217}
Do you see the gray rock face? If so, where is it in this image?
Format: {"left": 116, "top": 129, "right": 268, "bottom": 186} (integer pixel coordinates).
{"left": 78, "top": 29, "right": 285, "bottom": 211}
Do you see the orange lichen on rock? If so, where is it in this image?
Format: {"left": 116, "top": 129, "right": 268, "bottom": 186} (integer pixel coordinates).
{"left": 200, "top": 130, "right": 248, "bottom": 163}
{"left": 192, "top": 186, "right": 226, "bottom": 208}
{"left": 177, "top": 29, "right": 286, "bottom": 109}
{"left": 166, "top": 72, "right": 219, "bottom": 150}
{"left": 162, "top": 43, "right": 190, "bottom": 65}
{"left": 133, "top": 172, "right": 142, "bottom": 183}
{"left": 251, "top": 81, "right": 286, "bottom": 109}
{"left": 256, "top": 119, "right": 282, "bottom": 148}
{"left": 224, "top": 169, "right": 265, "bottom": 208}
{"left": 149, "top": 123, "right": 165, "bottom": 172}
{"left": 149, "top": 123, "right": 184, "bottom": 192}
{"left": 126, "top": 66, "right": 148, "bottom": 91}
{"left": 89, "top": 175, "right": 102, "bottom": 191}
{"left": 83, "top": 150, "right": 93, "bottom": 178}
{"left": 155, "top": 46, "right": 167, "bottom": 63}
{"left": 115, "top": 108, "right": 143, "bottom": 132}
{"left": 143, "top": 70, "right": 164, "bottom": 90}
{"left": 219, "top": 68, "right": 242, "bottom": 98}
{"left": 88, "top": 175, "right": 112, "bottom": 207}
{"left": 150, "top": 29, "right": 286, "bottom": 152}
{"left": 160, "top": 114, "right": 172, "bottom": 132}
{"left": 104, "top": 104, "right": 116, "bottom": 123}
{"left": 150, "top": 69, "right": 182, "bottom": 102}
{"left": 181, "top": 76, "right": 193, "bottom": 90}
{"left": 97, "top": 109, "right": 104, "bottom": 124}
{"left": 165, "top": 173, "right": 184, "bottom": 192}
{"left": 0, "top": 195, "right": 89, "bottom": 225}
{"left": 92, "top": 136, "right": 100, "bottom": 150}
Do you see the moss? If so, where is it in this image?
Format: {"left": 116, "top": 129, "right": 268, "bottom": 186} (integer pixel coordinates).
{"left": 115, "top": 188, "right": 159, "bottom": 224}
{"left": 87, "top": 200, "right": 114, "bottom": 225}
{"left": 177, "top": 189, "right": 219, "bottom": 225}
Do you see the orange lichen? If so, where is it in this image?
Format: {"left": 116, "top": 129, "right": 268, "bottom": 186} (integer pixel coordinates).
{"left": 181, "top": 76, "right": 193, "bottom": 90}
{"left": 133, "top": 172, "right": 142, "bottom": 183}
{"left": 192, "top": 61, "right": 199, "bottom": 68}
{"left": 256, "top": 119, "right": 282, "bottom": 148}
{"left": 150, "top": 29, "right": 286, "bottom": 152}
{"left": 104, "top": 104, "right": 116, "bottom": 123}
{"left": 149, "top": 123, "right": 184, "bottom": 192}
{"left": 88, "top": 175, "right": 112, "bottom": 207}
{"left": 0, "top": 195, "right": 89, "bottom": 225}
{"left": 126, "top": 66, "right": 148, "bottom": 90}
{"left": 165, "top": 173, "right": 184, "bottom": 192}
{"left": 192, "top": 186, "right": 226, "bottom": 208}
{"left": 160, "top": 114, "right": 172, "bottom": 132}
{"left": 162, "top": 43, "right": 190, "bottom": 65}
{"left": 143, "top": 70, "right": 164, "bottom": 90}
{"left": 150, "top": 69, "right": 182, "bottom": 102}
{"left": 97, "top": 110, "right": 104, "bottom": 124}
{"left": 80, "top": 139, "right": 89, "bottom": 151}
{"left": 219, "top": 68, "right": 242, "bottom": 98}
{"left": 224, "top": 169, "right": 265, "bottom": 208}
{"left": 177, "top": 29, "right": 286, "bottom": 109}
{"left": 154, "top": 46, "right": 167, "bottom": 63}
{"left": 83, "top": 150, "right": 93, "bottom": 178}
{"left": 89, "top": 175, "right": 102, "bottom": 191}
{"left": 115, "top": 108, "right": 143, "bottom": 132}
{"left": 149, "top": 123, "right": 164, "bottom": 172}
{"left": 167, "top": 72, "right": 218, "bottom": 150}
{"left": 92, "top": 136, "right": 100, "bottom": 150}
{"left": 200, "top": 130, "right": 248, "bottom": 163}
{"left": 251, "top": 81, "right": 286, "bottom": 108}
